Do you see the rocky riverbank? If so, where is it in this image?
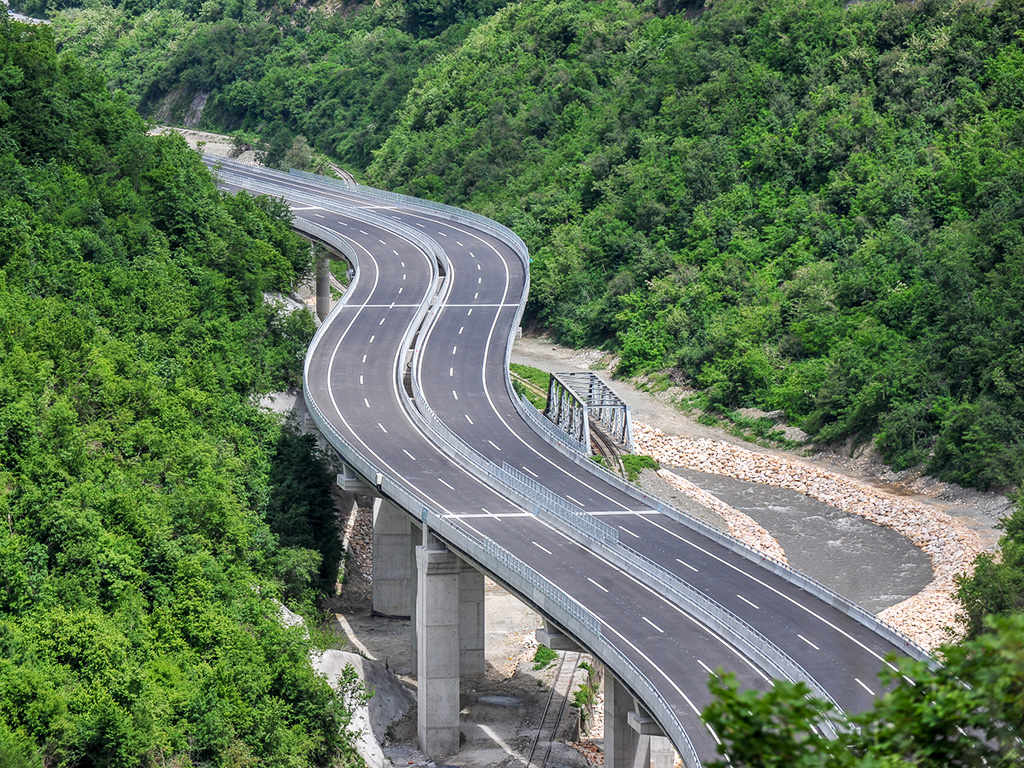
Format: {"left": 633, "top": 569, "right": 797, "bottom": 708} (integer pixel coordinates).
{"left": 633, "top": 422, "right": 984, "bottom": 649}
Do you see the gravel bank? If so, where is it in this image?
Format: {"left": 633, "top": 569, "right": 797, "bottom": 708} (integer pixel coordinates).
{"left": 634, "top": 423, "right": 983, "bottom": 649}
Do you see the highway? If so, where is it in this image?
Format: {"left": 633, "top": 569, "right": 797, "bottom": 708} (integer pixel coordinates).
{"left": 209, "top": 159, "right": 929, "bottom": 766}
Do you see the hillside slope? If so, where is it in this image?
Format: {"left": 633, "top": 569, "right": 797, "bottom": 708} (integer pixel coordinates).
{"left": 44, "top": 0, "right": 1024, "bottom": 491}
{"left": 0, "top": 19, "right": 361, "bottom": 767}
{"left": 367, "top": 0, "right": 1024, "bottom": 491}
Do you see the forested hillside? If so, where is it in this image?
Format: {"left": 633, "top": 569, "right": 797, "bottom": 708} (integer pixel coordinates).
{"left": 369, "top": 0, "right": 1024, "bottom": 492}
{"left": 38, "top": 0, "right": 1024, "bottom": 490}
{"left": 0, "top": 19, "right": 361, "bottom": 766}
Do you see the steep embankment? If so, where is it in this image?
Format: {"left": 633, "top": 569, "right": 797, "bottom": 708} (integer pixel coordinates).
{"left": 0, "top": 19, "right": 359, "bottom": 767}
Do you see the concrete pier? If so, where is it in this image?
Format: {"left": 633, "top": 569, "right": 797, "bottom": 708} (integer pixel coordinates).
{"left": 459, "top": 562, "right": 485, "bottom": 676}
{"left": 604, "top": 675, "right": 638, "bottom": 768}
{"left": 316, "top": 249, "right": 331, "bottom": 321}
{"left": 604, "top": 674, "right": 676, "bottom": 768}
{"left": 372, "top": 498, "right": 414, "bottom": 618}
{"left": 416, "top": 533, "right": 462, "bottom": 756}
{"left": 628, "top": 709, "right": 674, "bottom": 768}
{"left": 409, "top": 522, "right": 420, "bottom": 674}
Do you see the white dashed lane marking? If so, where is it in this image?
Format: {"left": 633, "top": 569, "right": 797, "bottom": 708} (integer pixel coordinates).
{"left": 643, "top": 617, "right": 665, "bottom": 634}
{"left": 855, "top": 678, "right": 875, "bottom": 696}
{"left": 798, "top": 634, "right": 820, "bottom": 651}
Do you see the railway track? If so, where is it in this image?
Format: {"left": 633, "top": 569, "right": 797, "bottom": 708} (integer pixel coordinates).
{"left": 526, "top": 651, "right": 582, "bottom": 768}
{"left": 588, "top": 420, "right": 626, "bottom": 476}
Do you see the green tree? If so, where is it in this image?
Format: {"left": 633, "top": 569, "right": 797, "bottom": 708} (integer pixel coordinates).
{"left": 956, "top": 500, "right": 1024, "bottom": 639}
{"left": 705, "top": 613, "right": 1024, "bottom": 767}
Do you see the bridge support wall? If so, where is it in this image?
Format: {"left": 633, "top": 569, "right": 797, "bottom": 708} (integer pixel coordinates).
{"left": 416, "top": 533, "right": 462, "bottom": 756}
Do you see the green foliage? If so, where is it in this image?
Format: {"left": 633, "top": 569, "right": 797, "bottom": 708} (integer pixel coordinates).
{"left": 704, "top": 676, "right": 842, "bottom": 768}
{"left": 571, "top": 682, "right": 594, "bottom": 712}
{"left": 955, "top": 499, "right": 1024, "bottom": 640}
{"left": 509, "top": 362, "right": 550, "bottom": 392}
{"left": 571, "top": 659, "right": 598, "bottom": 725}
{"left": 265, "top": 422, "right": 344, "bottom": 600}
{"left": 45, "top": 0, "right": 1024, "bottom": 492}
{"left": 49, "top": 0, "right": 507, "bottom": 171}
{"left": 0, "top": 19, "right": 359, "bottom": 767}
{"left": 363, "top": 0, "right": 1024, "bottom": 491}
{"left": 621, "top": 454, "right": 658, "bottom": 482}
{"left": 509, "top": 362, "right": 548, "bottom": 408}
{"left": 531, "top": 644, "right": 557, "bottom": 670}
{"left": 329, "top": 256, "right": 351, "bottom": 286}
{"left": 704, "top": 612, "right": 1024, "bottom": 766}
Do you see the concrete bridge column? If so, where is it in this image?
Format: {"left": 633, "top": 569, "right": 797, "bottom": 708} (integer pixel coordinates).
{"left": 649, "top": 736, "right": 675, "bottom": 768}
{"left": 627, "top": 709, "right": 674, "bottom": 768}
{"left": 371, "top": 498, "right": 413, "bottom": 618}
{"left": 604, "top": 675, "right": 638, "bottom": 768}
{"left": 459, "top": 561, "right": 485, "bottom": 677}
{"left": 316, "top": 248, "right": 331, "bottom": 321}
{"left": 416, "top": 531, "right": 462, "bottom": 756}
{"left": 409, "top": 521, "right": 420, "bottom": 675}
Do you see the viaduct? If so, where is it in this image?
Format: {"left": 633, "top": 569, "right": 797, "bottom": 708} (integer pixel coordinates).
{"left": 208, "top": 158, "right": 931, "bottom": 768}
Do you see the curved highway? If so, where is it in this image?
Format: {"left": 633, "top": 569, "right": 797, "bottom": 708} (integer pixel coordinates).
{"left": 208, "top": 159, "right": 928, "bottom": 766}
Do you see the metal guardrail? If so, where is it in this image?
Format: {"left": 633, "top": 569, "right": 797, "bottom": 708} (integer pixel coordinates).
{"left": 502, "top": 416, "right": 934, "bottom": 664}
